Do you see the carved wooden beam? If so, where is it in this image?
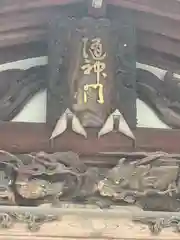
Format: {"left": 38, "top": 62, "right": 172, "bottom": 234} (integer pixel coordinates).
{"left": 137, "top": 31, "right": 180, "bottom": 59}
{"left": 0, "top": 42, "right": 47, "bottom": 65}
{"left": 1, "top": 0, "right": 180, "bottom": 21}
{"left": 137, "top": 47, "right": 180, "bottom": 75}
{"left": 1, "top": 41, "right": 180, "bottom": 75}
{"left": 1, "top": 6, "right": 180, "bottom": 60}
{"left": 109, "top": 0, "right": 180, "bottom": 20}
{"left": 0, "top": 0, "right": 82, "bottom": 14}
{"left": 1, "top": 7, "right": 180, "bottom": 41}
{"left": 0, "top": 122, "right": 179, "bottom": 154}
{"left": 2, "top": 27, "right": 180, "bottom": 60}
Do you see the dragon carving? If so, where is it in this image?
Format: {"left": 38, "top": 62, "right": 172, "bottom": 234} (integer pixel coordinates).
{"left": 0, "top": 150, "right": 179, "bottom": 234}
{"left": 98, "top": 158, "right": 179, "bottom": 203}
{"left": 0, "top": 150, "right": 179, "bottom": 209}
{"left": 0, "top": 0, "right": 180, "bottom": 237}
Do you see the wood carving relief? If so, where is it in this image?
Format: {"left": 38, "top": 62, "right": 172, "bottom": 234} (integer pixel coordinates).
{"left": 0, "top": 151, "right": 178, "bottom": 237}
{"left": 1, "top": 2, "right": 180, "bottom": 239}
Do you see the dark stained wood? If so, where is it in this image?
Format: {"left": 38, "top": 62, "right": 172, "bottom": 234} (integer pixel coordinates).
{"left": 0, "top": 42, "right": 47, "bottom": 65}
{"left": 0, "top": 28, "right": 47, "bottom": 48}
{"left": 0, "top": 1, "right": 180, "bottom": 42}
{"left": 0, "top": 5, "right": 180, "bottom": 41}
{"left": 1, "top": 0, "right": 180, "bottom": 21}
{"left": 0, "top": 122, "right": 179, "bottom": 154}
{"left": 2, "top": 27, "right": 180, "bottom": 59}
{"left": 1, "top": 6, "right": 180, "bottom": 42}
{"left": 109, "top": 0, "right": 180, "bottom": 20}
{"left": 0, "top": 122, "right": 50, "bottom": 153}
{"left": 109, "top": 7, "right": 180, "bottom": 41}
{"left": 137, "top": 30, "right": 180, "bottom": 57}
{"left": 137, "top": 47, "right": 180, "bottom": 74}
{"left": 0, "top": 0, "right": 82, "bottom": 14}
{"left": 0, "top": 5, "right": 85, "bottom": 33}
{"left": 1, "top": 6, "right": 180, "bottom": 59}
{"left": 133, "top": 11, "right": 180, "bottom": 41}
{"left": 1, "top": 41, "right": 180, "bottom": 76}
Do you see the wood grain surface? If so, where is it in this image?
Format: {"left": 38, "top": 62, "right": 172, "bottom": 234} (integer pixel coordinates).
{"left": 0, "top": 0, "right": 180, "bottom": 60}
{"left": 0, "top": 122, "right": 179, "bottom": 154}
{"left": 0, "top": 215, "right": 179, "bottom": 240}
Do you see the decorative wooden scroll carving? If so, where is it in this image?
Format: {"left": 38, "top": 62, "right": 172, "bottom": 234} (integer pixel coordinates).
{"left": 0, "top": 150, "right": 179, "bottom": 238}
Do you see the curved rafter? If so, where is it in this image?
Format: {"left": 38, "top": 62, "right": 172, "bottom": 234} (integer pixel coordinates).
{"left": 0, "top": 0, "right": 179, "bottom": 60}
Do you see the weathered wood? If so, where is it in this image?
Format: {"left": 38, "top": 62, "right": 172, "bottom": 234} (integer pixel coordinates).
{"left": 1, "top": 0, "right": 180, "bottom": 21}
{"left": 1, "top": 7, "right": 180, "bottom": 59}
{"left": 0, "top": 214, "right": 179, "bottom": 240}
{"left": 109, "top": 0, "right": 180, "bottom": 20}
{"left": 0, "top": 42, "right": 47, "bottom": 65}
{"left": 1, "top": 1, "right": 180, "bottom": 61}
{"left": 2, "top": 27, "right": 180, "bottom": 60}
{"left": 0, "top": 6, "right": 180, "bottom": 41}
{"left": 0, "top": 0, "right": 82, "bottom": 14}
{"left": 137, "top": 47, "right": 180, "bottom": 75}
{"left": 0, "top": 122, "right": 179, "bottom": 154}
{"left": 0, "top": 28, "right": 46, "bottom": 48}
{"left": 137, "top": 30, "right": 180, "bottom": 57}
{"left": 0, "top": 7, "right": 178, "bottom": 40}
{"left": 1, "top": 42, "right": 180, "bottom": 76}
